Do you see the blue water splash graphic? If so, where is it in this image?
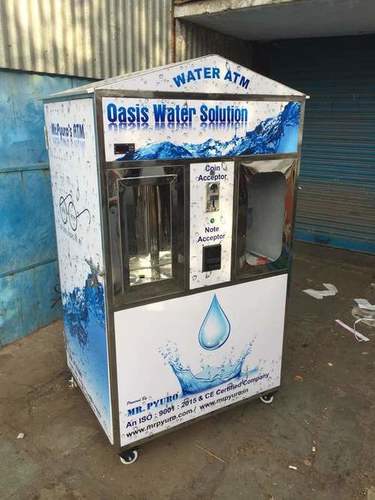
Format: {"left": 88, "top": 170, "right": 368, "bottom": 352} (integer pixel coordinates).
{"left": 62, "top": 259, "right": 105, "bottom": 348}
{"left": 198, "top": 295, "right": 231, "bottom": 350}
{"left": 61, "top": 259, "right": 111, "bottom": 436}
{"left": 118, "top": 102, "right": 300, "bottom": 160}
{"left": 160, "top": 343, "right": 256, "bottom": 396}
{"left": 160, "top": 295, "right": 258, "bottom": 395}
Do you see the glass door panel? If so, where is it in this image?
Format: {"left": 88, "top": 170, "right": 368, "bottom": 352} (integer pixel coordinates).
{"left": 106, "top": 165, "right": 185, "bottom": 306}
{"left": 119, "top": 176, "right": 175, "bottom": 287}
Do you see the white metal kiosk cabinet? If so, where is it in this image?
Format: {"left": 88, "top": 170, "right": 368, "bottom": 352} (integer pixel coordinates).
{"left": 44, "top": 55, "right": 307, "bottom": 464}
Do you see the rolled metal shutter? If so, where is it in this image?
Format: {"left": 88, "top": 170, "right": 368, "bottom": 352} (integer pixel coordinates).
{"left": 262, "top": 36, "right": 375, "bottom": 254}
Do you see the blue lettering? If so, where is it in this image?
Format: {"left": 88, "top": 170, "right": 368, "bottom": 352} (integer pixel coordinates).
{"left": 141, "top": 107, "right": 149, "bottom": 123}
{"left": 180, "top": 106, "right": 189, "bottom": 123}
{"left": 224, "top": 69, "right": 232, "bottom": 82}
{"left": 118, "top": 106, "right": 127, "bottom": 123}
{"left": 73, "top": 123, "right": 85, "bottom": 138}
{"left": 127, "top": 406, "right": 144, "bottom": 416}
{"left": 200, "top": 104, "right": 208, "bottom": 122}
{"left": 239, "top": 75, "right": 250, "bottom": 89}
{"left": 167, "top": 107, "right": 176, "bottom": 122}
{"left": 172, "top": 67, "right": 222, "bottom": 87}
{"left": 173, "top": 73, "right": 186, "bottom": 88}
{"left": 204, "top": 67, "right": 212, "bottom": 79}
{"left": 194, "top": 67, "right": 202, "bottom": 79}
{"left": 107, "top": 103, "right": 117, "bottom": 123}
{"left": 127, "top": 106, "right": 135, "bottom": 123}
{"left": 186, "top": 70, "right": 196, "bottom": 83}
{"left": 153, "top": 104, "right": 167, "bottom": 123}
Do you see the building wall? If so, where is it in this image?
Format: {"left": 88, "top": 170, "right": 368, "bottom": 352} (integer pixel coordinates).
{"left": 0, "top": 70, "right": 92, "bottom": 347}
{"left": 0, "top": 0, "right": 173, "bottom": 78}
{"left": 175, "top": 19, "right": 252, "bottom": 66}
{"left": 256, "top": 35, "right": 375, "bottom": 253}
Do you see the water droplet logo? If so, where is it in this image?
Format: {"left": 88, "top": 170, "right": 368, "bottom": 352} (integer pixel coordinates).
{"left": 198, "top": 295, "right": 231, "bottom": 350}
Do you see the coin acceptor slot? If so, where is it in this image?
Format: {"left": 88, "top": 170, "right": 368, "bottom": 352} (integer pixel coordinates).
{"left": 206, "top": 182, "right": 220, "bottom": 212}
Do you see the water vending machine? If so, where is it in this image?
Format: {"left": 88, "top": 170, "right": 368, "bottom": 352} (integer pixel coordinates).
{"left": 44, "top": 55, "right": 306, "bottom": 463}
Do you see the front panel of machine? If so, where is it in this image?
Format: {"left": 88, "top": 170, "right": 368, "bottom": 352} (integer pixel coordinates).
{"left": 114, "top": 274, "right": 287, "bottom": 447}
{"left": 101, "top": 93, "right": 303, "bottom": 449}
{"left": 107, "top": 155, "right": 295, "bottom": 447}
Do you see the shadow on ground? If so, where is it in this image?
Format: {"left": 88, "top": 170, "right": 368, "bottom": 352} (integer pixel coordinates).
{"left": 1, "top": 242, "right": 375, "bottom": 500}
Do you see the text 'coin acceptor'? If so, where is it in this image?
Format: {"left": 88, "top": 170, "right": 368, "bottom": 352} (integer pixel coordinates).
{"left": 44, "top": 55, "right": 307, "bottom": 464}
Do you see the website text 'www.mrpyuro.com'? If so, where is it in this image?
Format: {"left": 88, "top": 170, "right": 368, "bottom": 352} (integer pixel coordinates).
{"left": 125, "top": 373, "right": 269, "bottom": 439}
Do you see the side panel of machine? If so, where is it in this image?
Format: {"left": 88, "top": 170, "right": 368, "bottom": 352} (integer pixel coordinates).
{"left": 44, "top": 99, "right": 113, "bottom": 443}
{"left": 114, "top": 274, "right": 287, "bottom": 447}
{"left": 102, "top": 97, "right": 301, "bottom": 162}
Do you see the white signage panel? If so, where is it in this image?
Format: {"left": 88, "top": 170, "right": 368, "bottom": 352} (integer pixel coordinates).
{"left": 114, "top": 275, "right": 287, "bottom": 446}
{"left": 102, "top": 97, "right": 301, "bottom": 162}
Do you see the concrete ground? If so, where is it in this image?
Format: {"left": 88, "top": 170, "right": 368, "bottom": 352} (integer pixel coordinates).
{"left": 1, "top": 242, "right": 375, "bottom": 500}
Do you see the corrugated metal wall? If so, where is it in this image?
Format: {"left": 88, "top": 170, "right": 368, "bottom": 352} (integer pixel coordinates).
{"left": 176, "top": 19, "right": 252, "bottom": 67}
{"left": 258, "top": 35, "right": 375, "bottom": 253}
{"left": 0, "top": 0, "right": 173, "bottom": 78}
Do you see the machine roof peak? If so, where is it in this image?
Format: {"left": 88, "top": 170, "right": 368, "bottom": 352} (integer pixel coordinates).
{"left": 48, "top": 54, "right": 306, "bottom": 100}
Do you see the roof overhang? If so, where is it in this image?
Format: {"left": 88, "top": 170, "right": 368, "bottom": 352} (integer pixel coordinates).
{"left": 175, "top": 0, "right": 375, "bottom": 41}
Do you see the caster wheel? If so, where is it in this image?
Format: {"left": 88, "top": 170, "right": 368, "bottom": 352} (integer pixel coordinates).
{"left": 260, "top": 393, "right": 274, "bottom": 404}
{"left": 119, "top": 449, "right": 138, "bottom": 465}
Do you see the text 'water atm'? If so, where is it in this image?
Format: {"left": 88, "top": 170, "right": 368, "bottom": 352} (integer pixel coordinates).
{"left": 44, "top": 55, "right": 306, "bottom": 463}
